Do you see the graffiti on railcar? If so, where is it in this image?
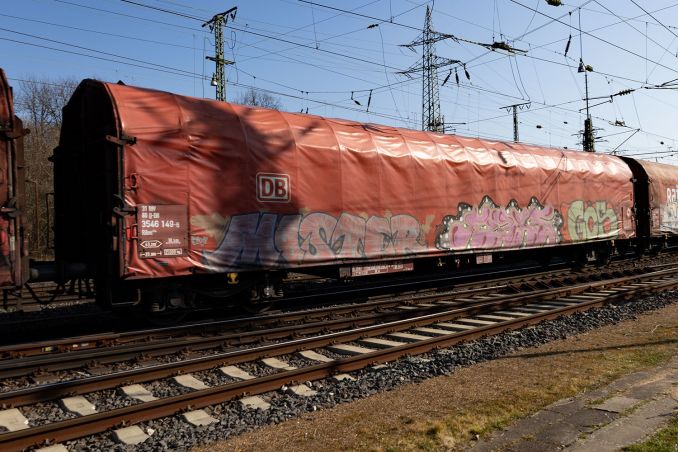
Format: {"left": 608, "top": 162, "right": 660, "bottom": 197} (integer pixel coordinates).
{"left": 435, "top": 196, "right": 562, "bottom": 251}
{"left": 562, "top": 200, "right": 619, "bottom": 241}
{"left": 191, "top": 197, "right": 622, "bottom": 271}
{"left": 661, "top": 185, "right": 678, "bottom": 232}
{"left": 195, "top": 211, "right": 429, "bottom": 270}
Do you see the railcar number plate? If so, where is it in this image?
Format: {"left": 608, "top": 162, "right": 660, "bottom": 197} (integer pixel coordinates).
{"left": 340, "top": 260, "right": 414, "bottom": 278}
{"left": 137, "top": 204, "right": 188, "bottom": 258}
{"left": 476, "top": 254, "right": 492, "bottom": 264}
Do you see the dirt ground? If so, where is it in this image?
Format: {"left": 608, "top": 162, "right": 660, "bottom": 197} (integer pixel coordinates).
{"left": 196, "top": 302, "right": 678, "bottom": 452}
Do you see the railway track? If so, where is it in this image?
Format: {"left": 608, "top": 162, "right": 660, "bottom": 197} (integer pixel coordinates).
{"left": 0, "top": 261, "right": 677, "bottom": 450}
{"left": 8, "top": 249, "right": 676, "bottom": 347}
{"left": 0, "top": 280, "right": 94, "bottom": 312}
{"left": 0, "top": 253, "right": 670, "bottom": 348}
{"left": 0, "top": 257, "right": 657, "bottom": 360}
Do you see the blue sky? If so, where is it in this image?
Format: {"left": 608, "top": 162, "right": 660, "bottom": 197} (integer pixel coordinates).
{"left": 3, "top": 1, "right": 678, "bottom": 162}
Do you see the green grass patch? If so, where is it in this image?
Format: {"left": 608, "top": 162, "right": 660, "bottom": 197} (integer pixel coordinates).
{"left": 624, "top": 415, "right": 678, "bottom": 452}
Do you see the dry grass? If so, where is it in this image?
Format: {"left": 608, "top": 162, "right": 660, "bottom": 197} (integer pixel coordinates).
{"left": 197, "top": 303, "right": 678, "bottom": 452}
{"left": 394, "top": 348, "right": 674, "bottom": 451}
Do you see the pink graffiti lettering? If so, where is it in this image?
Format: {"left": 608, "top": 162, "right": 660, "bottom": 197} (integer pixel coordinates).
{"left": 436, "top": 196, "right": 562, "bottom": 251}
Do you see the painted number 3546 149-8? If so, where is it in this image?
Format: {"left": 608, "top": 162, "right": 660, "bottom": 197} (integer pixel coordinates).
{"left": 141, "top": 220, "right": 177, "bottom": 228}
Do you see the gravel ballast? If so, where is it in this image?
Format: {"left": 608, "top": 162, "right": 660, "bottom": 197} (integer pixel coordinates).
{"left": 57, "top": 291, "right": 678, "bottom": 451}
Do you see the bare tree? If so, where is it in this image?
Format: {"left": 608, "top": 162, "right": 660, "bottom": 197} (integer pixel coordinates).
{"left": 234, "top": 88, "right": 283, "bottom": 110}
{"left": 14, "top": 76, "right": 78, "bottom": 258}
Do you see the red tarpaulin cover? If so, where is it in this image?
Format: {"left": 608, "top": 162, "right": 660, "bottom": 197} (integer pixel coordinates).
{"left": 99, "top": 83, "right": 636, "bottom": 280}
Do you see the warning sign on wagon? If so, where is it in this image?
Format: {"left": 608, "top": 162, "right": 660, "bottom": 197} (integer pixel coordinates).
{"left": 137, "top": 204, "right": 188, "bottom": 258}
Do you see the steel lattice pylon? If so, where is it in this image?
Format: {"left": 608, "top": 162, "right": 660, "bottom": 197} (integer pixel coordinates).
{"left": 399, "top": 6, "right": 458, "bottom": 132}
{"left": 204, "top": 7, "right": 236, "bottom": 102}
{"left": 422, "top": 6, "right": 442, "bottom": 132}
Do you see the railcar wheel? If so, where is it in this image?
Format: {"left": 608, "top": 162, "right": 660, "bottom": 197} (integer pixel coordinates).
{"left": 616, "top": 241, "right": 630, "bottom": 258}
{"left": 142, "top": 287, "right": 193, "bottom": 324}
{"left": 571, "top": 249, "right": 588, "bottom": 270}
{"left": 242, "top": 282, "right": 280, "bottom": 314}
{"left": 594, "top": 243, "right": 613, "bottom": 267}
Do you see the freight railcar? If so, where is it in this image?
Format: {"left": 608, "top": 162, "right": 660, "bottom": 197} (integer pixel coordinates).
{"left": 622, "top": 158, "right": 678, "bottom": 251}
{"left": 0, "top": 69, "right": 27, "bottom": 297}
{"left": 52, "top": 79, "right": 639, "bottom": 311}
{"left": 3, "top": 68, "right": 678, "bottom": 314}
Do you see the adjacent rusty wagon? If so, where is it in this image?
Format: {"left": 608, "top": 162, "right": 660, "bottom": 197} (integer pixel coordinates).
{"left": 0, "top": 69, "right": 27, "bottom": 295}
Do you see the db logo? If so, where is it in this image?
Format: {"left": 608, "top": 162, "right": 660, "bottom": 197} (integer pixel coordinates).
{"left": 256, "top": 173, "right": 291, "bottom": 202}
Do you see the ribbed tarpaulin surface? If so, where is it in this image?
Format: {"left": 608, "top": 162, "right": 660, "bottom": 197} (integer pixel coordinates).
{"left": 99, "top": 82, "right": 636, "bottom": 279}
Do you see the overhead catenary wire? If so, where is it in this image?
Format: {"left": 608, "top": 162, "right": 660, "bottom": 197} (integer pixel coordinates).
{"left": 0, "top": 35, "right": 410, "bottom": 124}
{"left": 57, "top": 0, "right": 457, "bottom": 103}
{"left": 0, "top": 12, "right": 197, "bottom": 50}
{"left": 11, "top": 0, "right": 422, "bottom": 101}
{"left": 0, "top": 18, "right": 492, "bottom": 117}
{"left": 628, "top": 0, "right": 678, "bottom": 40}
{"left": 57, "top": 0, "right": 403, "bottom": 65}
{"left": 0, "top": 26, "right": 204, "bottom": 77}
{"left": 0, "top": 36, "right": 197, "bottom": 79}
{"left": 54, "top": 0, "right": 206, "bottom": 33}
{"left": 10, "top": 53, "right": 648, "bottom": 152}
{"left": 592, "top": 1, "right": 678, "bottom": 65}
{"left": 49, "top": 0, "right": 678, "bottom": 98}
{"left": 509, "top": 0, "right": 678, "bottom": 78}
{"left": 9, "top": 0, "right": 678, "bottom": 157}
{"left": 118, "top": 0, "right": 407, "bottom": 71}
{"left": 609, "top": 129, "right": 641, "bottom": 154}
{"left": 49, "top": 0, "right": 668, "bottom": 102}
{"left": 299, "top": 0, "right": 534, "bottom": 55}
{"left": 576, "top": 3, "right": 678, "bottom": 29}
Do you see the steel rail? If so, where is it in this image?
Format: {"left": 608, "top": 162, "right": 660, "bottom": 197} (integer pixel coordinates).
{"left": 0, "top": 282, "right": 512, "bottom": 358}
{"left": 2, "top": 271, "right": 678, "bottom": 450}
{"left": 1, "top": 268, "right": 676, "bottom": 408}
{"left": 0, "top": 251, "right": 655, "bottom": 351}
{"left": 0, "top": 256, "right": 590, "bottom": 355}
{"left": 0, "top": 253, "right": 660, "bottom": 357}
{"left": 0, "top": 265, "right": 660, "bottom": 378}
